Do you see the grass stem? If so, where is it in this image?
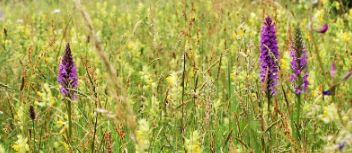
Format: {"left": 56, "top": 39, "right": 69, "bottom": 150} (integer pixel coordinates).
{"left": 67, "top": 99, "right": 73, "bottom": 140}
{"left": 32, "top": 119, "right": 36, "bottom": 153}
{"left": 294, "top": 93, "right": 301, "bottom": 141}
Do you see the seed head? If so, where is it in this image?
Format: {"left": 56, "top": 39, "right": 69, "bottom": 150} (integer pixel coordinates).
{"left": 29, "top": 105, "right": 36, "bottom": 120}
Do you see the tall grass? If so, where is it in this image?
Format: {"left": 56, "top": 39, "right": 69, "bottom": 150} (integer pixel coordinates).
{"left": 0, "top": 0, "right": 351, "bottom": 152}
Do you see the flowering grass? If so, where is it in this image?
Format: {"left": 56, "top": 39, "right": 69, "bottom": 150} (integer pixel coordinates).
{"left": 0, "top": 0, "right": 351, "bottom": 152}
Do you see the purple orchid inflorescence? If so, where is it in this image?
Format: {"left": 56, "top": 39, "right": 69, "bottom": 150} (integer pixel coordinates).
{"left": 58, "top": 43, "right": 78, "bottom": 99}
{"left": 290, "top": 27, "right": 309, "bottom": 94}
{"left": 260, "top": 16, "right": 280, "bottom": 95}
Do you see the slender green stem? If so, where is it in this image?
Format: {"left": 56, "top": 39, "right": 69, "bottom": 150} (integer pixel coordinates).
{"left": 38, "top": 120, "right": 44, "bottom": 151}
{"left": 32, "top": 119, "right": 36, "bottom": 153}
{"left": 295, "top": 93, "right": 301, "bottom": 141}
{"left": 67, "top": 100, "right": 73, "bottom": 139}
{"left": 309, "top": 20, "right": 325, "bottom": 78}
{"left": 266, "top": 92, "right": 271, "bottom": 152}
{"left": 227, "top": 57, "right": 232, "bottom": 130}
{"left": 91, "top": 111, "right": 98, "bottom": 153}
{"left": 267, "top": 92, "right": 271, "bottom": 119}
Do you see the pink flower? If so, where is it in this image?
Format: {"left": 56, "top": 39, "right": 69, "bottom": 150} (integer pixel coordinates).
{"left": 316, "top": 24, "right": 329, "bottom": 33}
{"left": 330, "top": 62, "right": 336, "bottom": 77}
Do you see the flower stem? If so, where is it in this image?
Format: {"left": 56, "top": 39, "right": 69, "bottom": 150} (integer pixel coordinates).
{"left": 267, "top": 92, "right": 271, "bottom": 119}
{"left": 294, "top": 93, "right": 301, "bottom": 141}
{"left": 266, "top": 92, "right": 272, "bottom": 152}
{"left": 67, "top": 100, "right": 73, "bottom": 139}
{"left": 32, "top": 119, "right": 36, "bottom": 153}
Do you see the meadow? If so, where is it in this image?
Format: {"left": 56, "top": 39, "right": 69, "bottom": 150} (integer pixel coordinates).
{"left": 0, "top": 0, "right": 351, "bottom": 152}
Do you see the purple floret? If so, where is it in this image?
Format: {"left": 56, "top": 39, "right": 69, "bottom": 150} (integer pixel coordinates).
{"left": 58, "top": 43, "right": 78, "bottom": 99}
{"left": 260, "top": 16, "right": 280, "bottom": 95}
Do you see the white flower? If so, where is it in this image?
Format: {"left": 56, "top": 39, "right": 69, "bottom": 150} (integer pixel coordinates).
{"left": 319, "top": 103, "right": 338, "bottom": 123}
{"left": 16, "top": 19, "right": 23, "bottom": 24}
{"left": 52, "top": 9, "right": 61, "bottom": 14}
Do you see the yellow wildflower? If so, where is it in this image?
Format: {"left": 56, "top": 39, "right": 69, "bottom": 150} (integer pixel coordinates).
{"left": 12, "top": 135, "right": 29, "bottom": 153}
{"left": 319, "top": 103, "right": 339, "bottom": 123}
{"left": 185, "top": 131, "right": 202, "bottom": 153}
{"left": 166, "top": 72, "right": 178, "bottom": 87}
{"left": 0, "top": 144, "right": 5, "bottom": 153}
{"left": 136, "top": 119, "right": 150, "bottom": 153}
{"left": 280, "top": 52, "right": 290, "bottom": 71}
{"left": 341, "top": 32, "right": 351, "bottom": 43}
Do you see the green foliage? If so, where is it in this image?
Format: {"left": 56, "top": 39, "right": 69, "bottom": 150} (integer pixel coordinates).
{"left": 0, "top": 0, "right": 351, "bottom": 152}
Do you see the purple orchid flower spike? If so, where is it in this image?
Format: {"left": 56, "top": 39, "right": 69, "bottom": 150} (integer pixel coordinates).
{"left": 290, "top": 27, "right": 309, "bottom": 94}
{"left": 259, "top": 16, "right": 280, "bottom": 96}
{"left": 316, "top": 24, "right": 329, "bottom": 33}
{"left": 58, "top": 43, "right": 78, "bottom": 99}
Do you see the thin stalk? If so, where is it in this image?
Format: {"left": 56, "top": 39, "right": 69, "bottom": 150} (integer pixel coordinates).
{"left": 32, "top": 119, "right": 36, "bottom": 153}
{"left": 295, "top": 93, "right": 301, "bottom": 141}
{"left": 259, "top": 101, "right": 266, "bottom": 152}
{"left": 86, "top": 64, "right": 99, "bottom": 153}
{"left": 181, "top": 50, "right": 186, "bottom": 146}
{"left": 267, "top": 92, "right": 271, "bottom": 119}
{"left": 256, "top": 81, "right": 267, "bottom": 153}
{"left": 38, "top": 118, "right": 45, "bottom": 151}
{"left": 308, "top": 17, "right": 325, "bottom": 77}
{"left": 266, "top": 92, "right": 272, "bottom": 152}
{"left": 91, "top": 111, "right": 98, "bottom": 153}
{"left": 227, "top": 56, "right": 232, "bottom": 122}
{"left": 67, "top": 99, "right": 73, "bottom": 139}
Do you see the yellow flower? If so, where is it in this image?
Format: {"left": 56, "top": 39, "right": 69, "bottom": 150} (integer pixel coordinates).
{"left": 37, "top": 83, "right": 56, "bottom": 107}
{"left": 135, "top": 119, "right": 150, "bottom": 153}
{"left": 140, "top": 66, "right": 156, "bottom": 90}
{"left": 333, "top": 1, "right": 340, "bottom": 10}
{"left": 280, "top": 53, "right": 289, "bottom": 71}
{"left": 185, "top": 131, "right": 202, "bottom": 153}
{"left": 12, "top": 135, "right": 29, "bottom": 153}
{"left": 59, "top": 141, "right": 70, "bottom": 151}
{"left": 149, "top": 96, "right": 160, "bottom": 118}
{"left": 321, "top": 0, "right": 329, "bottom": 6}
{"left": 0, "top": 144, "right": 5, "bottom": 153}
{"left": 341, "top": 32, "right": 351, "bottom": 43}
{"left": 14, "top": 105, "right": 25, "bottom": 131}
{"left": 166, "top": 72, "right": 178, "bottom": 87}
{"left": 314, "top": 10, "right": 325, "bottom": 23}
{"left": 319, "top": 103, "right": 339, "bottom": 123}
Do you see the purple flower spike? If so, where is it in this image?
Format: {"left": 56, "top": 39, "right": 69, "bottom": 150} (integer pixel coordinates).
{"left": 316, "top": 24, "right": 329, "bottom": 33}
{"left": 58, "top": 43, "right": 78, "bottom": 99}
{"left": 260, "top": 16, "right": 280, "bottom": 95}
{"left": 290, "top": 27, "right": 309, "bottom": 94}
